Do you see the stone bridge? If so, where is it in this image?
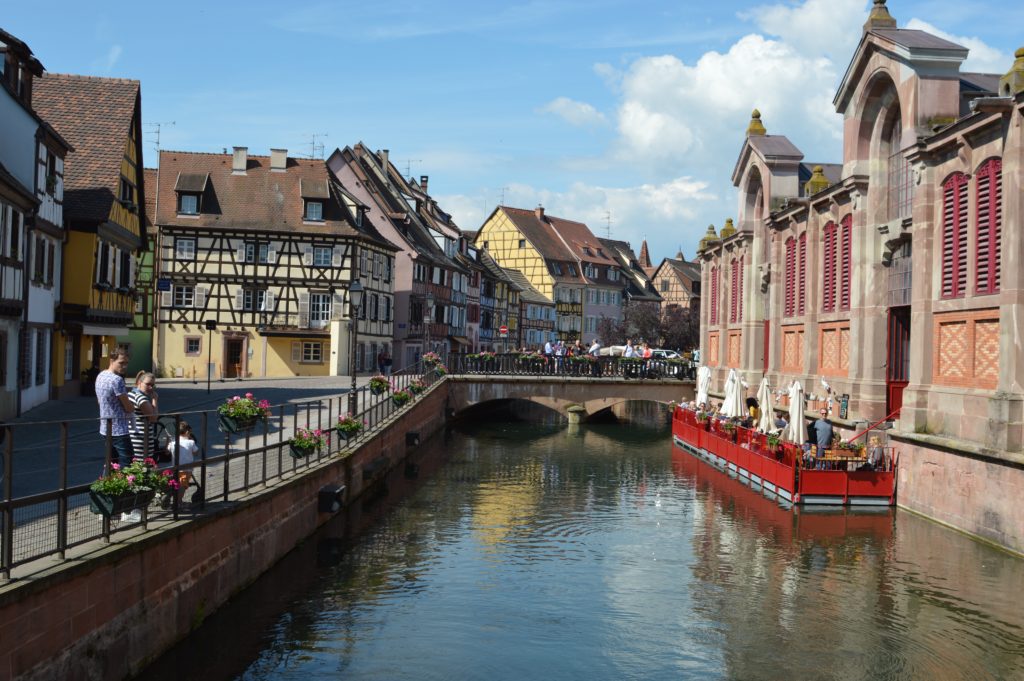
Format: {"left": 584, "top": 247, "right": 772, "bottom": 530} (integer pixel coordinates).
{"left": 446, "top": 375, "right": 694, "bottom": 422}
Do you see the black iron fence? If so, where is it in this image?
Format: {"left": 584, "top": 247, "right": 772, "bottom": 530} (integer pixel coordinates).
{"left": 444, "top": 352, "right": 695, "bottom": 380}
{"left": 0, "top": 361, "right": 441, "bottom": 579}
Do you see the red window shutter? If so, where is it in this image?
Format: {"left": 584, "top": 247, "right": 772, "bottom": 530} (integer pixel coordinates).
{"left": 840, "top": 215, "right": 852, "bottom": 310}
{"left": 730, "top": 259, "right": 738, "bottom": 323}
{"left": 710, "top": 266, "right": 719, "bottom": 325}
{"left": 798, "top": 232, "right": 807, "bottom": 315}
{"left": 822, "top": 222, "right": 836, "bottom": 312}
{"left": 737, "top": 259, "right": 744, "bottom": 323}
{"left": 941, "top": 173, "right": 969, "bottom": 299}
{"left": 975, "top": 158, "right": 1002, "bottom": 295}
{"left": 785, "top": 237, "right": 795, "bottom": 317}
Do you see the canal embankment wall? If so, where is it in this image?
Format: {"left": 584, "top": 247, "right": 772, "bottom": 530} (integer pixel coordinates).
{"left": 0, "top": 383, "right": 450, "bottom": 681}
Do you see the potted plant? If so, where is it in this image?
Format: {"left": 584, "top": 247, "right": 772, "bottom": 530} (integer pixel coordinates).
{"left": 766, "top": 431, "right": 782, "bottom": 451}
{"left": 422, "top": 351, "right": 442, "bottom": 368}
{"left": 369, "top": 375, "right": 392, "bottom": 396}
{"left": 434, "top": 364, "right": 448, "bottom": 377}
{"left": 392, "top": 388, "right": 413, "bottom": 407}
{"left": 408, "top": 378, "right": 427, "bottom": 395}
{"left": 335, "top": 413, "right": 365, "bottom": 441}
{"left": 289, "top": 427, "right": 329, "bottom": 458}
{"left": 89, "top": 458, "right": 176, "bottom": 517}
{"left": 217, "top": 392, "right": 272, "bottom": 433}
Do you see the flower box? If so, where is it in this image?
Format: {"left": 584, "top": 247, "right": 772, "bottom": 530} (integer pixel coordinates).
{"left": 219, "top": 414, "right": 259, "bottom": 433}
{"left": 88, "top": 489, "right": 156, "bottom": 517}
{"left": 392, "top": 390, "right": 412, "bottom": 407}
{"left": 289, "top": 442, "right": 319, "bottom": 459}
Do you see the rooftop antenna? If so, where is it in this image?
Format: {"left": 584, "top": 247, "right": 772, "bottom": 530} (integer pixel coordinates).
{"left": 604, "top": 210, "right": 613, "bottom": 238}
{"left": 401, "top": 158, "right": 423, "bottom": 181}
{"left": 145, "top": 121, "right": 175, "bottom": 154}
{"left": 498, "top": 186, "right": 509, "bottom": 207}
{"left": 306, "top": 132, "right": 328, "bottom": 160}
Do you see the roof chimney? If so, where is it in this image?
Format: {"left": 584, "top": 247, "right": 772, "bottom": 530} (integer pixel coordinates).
{"left": 420, "top": 175, "right": 429, "bottom": 194}
{"left": 232, "top": 146, "right": 248, "bottom": 174}
{"left": 535, "top": 205, "right": 545, "bottom": 221}
{"left": 270, "top": 148, "right": 287, "bottom": 172}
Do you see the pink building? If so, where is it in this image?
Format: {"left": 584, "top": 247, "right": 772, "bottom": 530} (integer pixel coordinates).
{"left": 698, "top": 1, "right": 1024, "bottom": 553}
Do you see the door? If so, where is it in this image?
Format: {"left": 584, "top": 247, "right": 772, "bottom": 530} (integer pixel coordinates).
{"left": 886, "top": 306, "right": 910, "bottom": 417}
{"left": 225, "top": 338, "right": 245, "bottom": 378}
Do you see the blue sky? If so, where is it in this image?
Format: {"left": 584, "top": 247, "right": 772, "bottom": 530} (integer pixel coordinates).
{"left": 5, "top": 0, "right": 1021, "bottom": 261}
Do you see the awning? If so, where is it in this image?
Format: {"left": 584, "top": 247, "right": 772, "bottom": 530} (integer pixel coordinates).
{"left": 80, "top": 324, "right": 131, "bottom": 337}
{"left": 448, "top": 336, "right": 470, "bottom": 346}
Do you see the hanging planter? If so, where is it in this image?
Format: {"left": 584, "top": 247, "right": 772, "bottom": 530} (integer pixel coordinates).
{"left": 392, "top": 389, "right": 412, "bottom": 407}
{"left": 88, "top": 489, "right": 156, "bottom": 518}
{"left": 288, "top": 427, "right": 329, "bottom": 459}
{"left": 217, "top": 393, "right": 271, "bottom": 433}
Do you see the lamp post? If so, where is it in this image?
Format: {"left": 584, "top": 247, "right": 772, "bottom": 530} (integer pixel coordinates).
{"left": 424, "top": 291, "right": 434, "bottom": 357}
{"left": 204, "top": 319, "right": 217, "bottom": 394}
{"left": 347, "top": 281, "right": 364, "bottom": 416}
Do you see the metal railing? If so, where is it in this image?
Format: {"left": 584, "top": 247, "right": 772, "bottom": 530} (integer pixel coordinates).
{"left": 444, "top": 352, "right": 696, "bottom": 380}
{"left": 0, "top": 360, "right": 441, "bottom": 579}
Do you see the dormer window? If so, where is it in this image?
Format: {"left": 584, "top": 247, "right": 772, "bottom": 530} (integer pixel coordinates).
{"left": 582, "top": 247, "right": 592, "bottom": 256}
{"left": 178, "top": 194, "right": 199, "bottom": 215}
{"left": 550, "top": 262, "right": 563, "bottom": 276}
{"left": 567, "top": 264, "right": 578, "bottom": 277}
{"left": 305, "top": 201, "right": 323, "bottom": 221}
{"left": 174, "top": 172, "right": 209, "bottom": 216}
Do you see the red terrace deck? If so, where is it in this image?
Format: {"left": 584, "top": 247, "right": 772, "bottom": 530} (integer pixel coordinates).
{"left": 671, "top": 408, "right": 897, "bottom": 506}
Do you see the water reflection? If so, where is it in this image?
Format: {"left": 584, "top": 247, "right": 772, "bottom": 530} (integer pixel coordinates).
{"left": 139, "top": 419, "right": 1024, "bottom": 681}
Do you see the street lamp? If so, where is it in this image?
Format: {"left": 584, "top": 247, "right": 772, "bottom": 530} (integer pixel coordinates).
{"left": 348, "top": 280, "right": 364, "bottom": 416}
{"left": 424, "top": 291, "right": 434, "bottom": 356}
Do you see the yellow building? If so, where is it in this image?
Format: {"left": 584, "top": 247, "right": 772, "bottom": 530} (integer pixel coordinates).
{"left": 153, "top": 148, "right": 397, "bottom": 379}
{"left": 33, "top": 75, "right": 146, "bottom": 398}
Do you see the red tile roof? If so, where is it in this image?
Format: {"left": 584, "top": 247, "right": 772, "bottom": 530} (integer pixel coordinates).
{"left": 155, "top": 150, "right": 364, "bottom": 236}
{"left": 32, "top": 73, "right": 141, "bottom": 224}
{"left": 498, "top": 206, "right": 588, "bottom": 284}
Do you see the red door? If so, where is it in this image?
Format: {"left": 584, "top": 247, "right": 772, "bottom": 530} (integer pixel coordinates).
{"left": 886, "top": 307, "right": 910, "bottom": 417}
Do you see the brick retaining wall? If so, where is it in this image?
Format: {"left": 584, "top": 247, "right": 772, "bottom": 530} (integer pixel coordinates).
{"left": 0, "top": 384, "right": 449, "bottom": 681}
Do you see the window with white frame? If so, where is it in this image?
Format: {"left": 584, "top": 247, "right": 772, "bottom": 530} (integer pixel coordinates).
{"left": 305, "top": 201, "right": 323, "bottom": 221}
{"left": 175, "top": 238, "right": 196, "bottom": 260}
{"left": 185, "top": 337, "right": 201, "bottom": 355}
{"left": 309, "top": 292, "right": 331, "bottom": 327}
{"left": 242, "top": 289, "right": 268, "bottom": 311}
{"left": 178, "top": 193, "right": 199, "bottom": 215}
{"left": 245, "top": 242, "right": 270, "bottom": 263}
{"left": 302, "top": 342, "right": 323, "bottom": 363}
{"left": 173, "top": 285, "right": 194, "bottom": 308}
{"left": 313, "top": 246, "right": 332, "bottom": 267}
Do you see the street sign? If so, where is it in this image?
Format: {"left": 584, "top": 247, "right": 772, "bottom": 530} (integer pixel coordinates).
{"left": 499, "top": 325, "right": 508, "bottom": 336}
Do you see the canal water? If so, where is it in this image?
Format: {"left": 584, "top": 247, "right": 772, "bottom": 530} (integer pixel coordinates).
{"left": 141, "top": 410, "right": 1024, "bottom": 681}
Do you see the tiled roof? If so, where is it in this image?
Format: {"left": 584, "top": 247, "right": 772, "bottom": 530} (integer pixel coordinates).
{"left": 32, "top": 73, "right": 140, "bottom": 224}
{"left": 156, "top": 150, "right": 365, "bottom": 237}
{"left": 748, "top": 135, "right": 803, "bottom": 159}
{"left": 142, "top": 168, "right": 157, "bottom": 231}
{"left": 499, "top": 206, "right": 588, "bottom": 284}
{"left": 871, "top": 28, "right": 965, "bottom": 52}
{"left": 504, "top": 268, "right": 552, "bottom": 305}
{"left": 960, "top": 72, "right": 1001, "bottom": 94}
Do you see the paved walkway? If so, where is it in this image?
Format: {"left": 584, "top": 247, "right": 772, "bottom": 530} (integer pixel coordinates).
{"left": 4, "top": 375, "right": 377, "bottom": 499}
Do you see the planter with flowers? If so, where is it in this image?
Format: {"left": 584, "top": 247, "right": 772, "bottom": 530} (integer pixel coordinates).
{"left": 434, "top": 364, "right": 448, "bottom": 378}
{"left": 408, "top": 379, "right": 427, "bottom": 396}
{"left": 89, "top": 458, "right": 176, "bottom": 517}
{"left": 369, "top": 375, "right": 391, "bottom": 396}
{"left": 422, "top": 351, "right": 442, "bottom": 368}
{"left": 218, "top": 392, "right": 272, "bottom": 433}
{"left": 335, "top": 413, "right": 365, "bottom": 442}
{"left": 392, "top": 388, "right": 413, "bottom": 408}
{"left": 289, "top": 427, "right": 329, "bottom": 458}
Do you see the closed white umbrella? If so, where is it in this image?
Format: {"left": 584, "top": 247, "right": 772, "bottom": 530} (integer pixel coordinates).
{"left": 721, "top": 368, "right": 745, "bottom": 418}
{"left": 695, "top": 366, "right": 711, "bottom": 406}
{"left": 756, "top": 377, "right": 775, "bottom": 433}
{"left": 783, "top": 380, "right": 805, "bottom": 444}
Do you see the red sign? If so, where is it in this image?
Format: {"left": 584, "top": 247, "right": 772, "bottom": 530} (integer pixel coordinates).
{"left": 499, "top": 325, "right": 509, "bottom": 336}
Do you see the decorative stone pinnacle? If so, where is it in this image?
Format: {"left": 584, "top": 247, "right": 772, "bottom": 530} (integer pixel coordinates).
{"left": 1000, "top": 46, "right": 1024, "bottom": 96}
{"left": 804, "top": 165, "right": 832, "bottom": 196}
{"left": 697, "top": 224, "right": 719, "bottom": 252}
{"left": 747, "top": 109, "right": 766, "bottom": 136}
{"left": 720, "top": 218, "right": 737, "bottom": 239}
{"left": 864, "top": 0, "right": 897, "bottom": 32}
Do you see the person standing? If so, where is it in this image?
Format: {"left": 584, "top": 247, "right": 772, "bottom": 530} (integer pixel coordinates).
{"left": 544, "top": 339, "right": 554, "bottom": 374}
{"left": 95, "top": 347, "right": 135, "bottom": 470}
{"left": 814, "top": 409, "right": 834, "bottom": 461}
{"left": 588, "top": 338, "right": 602, "bottom": 377}
{"left": 128, "top": 371, "right": 160, "bottom": 461}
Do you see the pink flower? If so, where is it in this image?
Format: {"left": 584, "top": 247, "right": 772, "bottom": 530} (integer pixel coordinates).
{"left": 259, "top": 400, "right": 270, "bottom": 408}
{"left": 163, "top": 470, "right": 173, "bottom": 477}
{"left": 233, "top": 395, "right": 241, "bottom": 401}
{"left": 144, "top": 457, "right": 156, "bottom": 466}
{"left": 111, "top": 463, "right": 120, "bottom": 470}
{"left": 127, "top": 475, "right": 136, "bottom": 484}
{"left": 245, "top": 392, "right": 254, "bottom": 399}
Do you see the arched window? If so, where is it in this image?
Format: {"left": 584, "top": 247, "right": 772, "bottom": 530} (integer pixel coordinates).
{"left": 941, "top": 173, "right": 969, "bottom": 299}
{"left": 710, "top": 265, "right": 719, "bottom": 325}
{"left": 730, "top": 257, "right": 743, "bottom": 324}
{"left": 784, "top": 237, "right": 796, "bottom": 317}
{"left": 822, "top": 221, "right": 837, "bottom": 312}
{"left": 798, "top": 232, "right": 807, "bottom": 316}
{"left": 840, "top": 215, "right": 852, "bottom": 311}
{"left": 975, "top": 158, "right": 1002, "bottom": 295}
{"left": 887, "top": 117, "right": 912, "bottom": 220}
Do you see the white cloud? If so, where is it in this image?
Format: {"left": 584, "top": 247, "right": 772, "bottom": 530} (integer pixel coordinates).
{"left": 743, "top": 0, "right": 865, "bottom": 60}
{"left": 904, "top": 18, "right": 1011, "bottom": 74}
{"left": 539, "top": 97, "right": 608, "bottom": 128}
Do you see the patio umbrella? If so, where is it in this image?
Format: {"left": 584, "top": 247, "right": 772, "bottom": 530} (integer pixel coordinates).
{"left": 756, "top": 376, "right": 775, "bottom": 433}
{"left": 695, "top": 366, "right": 711, "bottom": 406}
{"left": 783, "top": 380, "right": 805, "bottom": 444}
{"left": 721, "top": 368, "right": 745, "bottom": 418}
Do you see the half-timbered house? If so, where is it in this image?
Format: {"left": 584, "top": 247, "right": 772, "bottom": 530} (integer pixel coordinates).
{"left": 650, "top": 251, "right": 701, "bottom": 311}
{"left": 600, "top": 237, "right": 663, "bottom": 311}
{"left": 328, "top": 146, "right": 469, "bottom": 367}
{"left": 33, "top": 74, "right": 146, "bottom": 400}
{"left": 0, "top": 28, "right": 71, "bottom": 416}
{"left": 153, "top": 147, "right": 396, "bottom": 379}
{"left": 504, "top": 269, "right": 555, "bottom": 350}
{"left": 477, "top": 250, "right": 519, "bottom": 352}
